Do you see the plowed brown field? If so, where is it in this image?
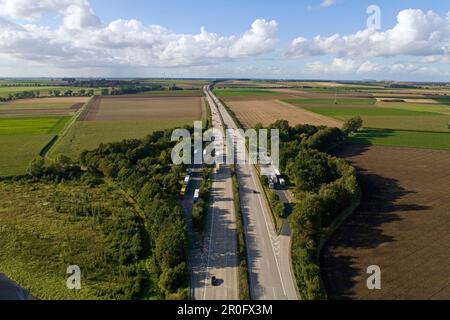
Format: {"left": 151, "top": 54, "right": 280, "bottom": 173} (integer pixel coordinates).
{"left": 80, "top": 96, "right": 203, "bottom": 121}
{"left": 321, "top": 144, "right": 450, "bottom": 300}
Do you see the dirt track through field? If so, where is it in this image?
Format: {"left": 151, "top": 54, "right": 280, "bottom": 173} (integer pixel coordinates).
{"left": 321, "top": 144, "right": 450, "bottom": 300}
{"left": 80, "top": 96, "right": 203, "bottom": 121}
{"left": 226, "top": 99, "right": 342, "bottom": 128}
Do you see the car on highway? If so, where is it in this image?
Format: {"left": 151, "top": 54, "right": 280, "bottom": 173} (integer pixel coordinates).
{"left": 211, "top": 276, "right": 218, "bottom": 286}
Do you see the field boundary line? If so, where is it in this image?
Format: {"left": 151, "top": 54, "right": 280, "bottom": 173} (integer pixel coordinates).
{"left": 44, "top": 96, "right": 95, "bottom": 159}
{"left": 277, "top": 99, "right": 344, "bottom": 127}
{"left": 316, "top": 191, "right": 362, "bottom": 299}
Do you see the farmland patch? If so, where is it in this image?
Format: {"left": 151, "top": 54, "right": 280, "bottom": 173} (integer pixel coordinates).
{"left": 225, "top": 100, "right": 342, "bottom": 128}
{"left": 80, "top": 96, "right": 203, "bottom": 121}
{"left": 321, "top": 144, "right": 450, "bottom": 300}
{"left": 350, "top": 129, "right": 450, "bottom": 151}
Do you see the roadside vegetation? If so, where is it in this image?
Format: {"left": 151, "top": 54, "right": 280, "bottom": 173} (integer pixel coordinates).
{"left": 1, "top": 128, "right": 193, "bottom": 300}
{"left": 257, "top": 118, "right": 362, "bottom": 300}
{"left": 230, "top": 165, "right": 251, "bottom": 300}
{"left": 192, "top": 168, "right": 212, "bottom": 241}
{"left": 0, "top": 178, "right": 144, "bottom": 300}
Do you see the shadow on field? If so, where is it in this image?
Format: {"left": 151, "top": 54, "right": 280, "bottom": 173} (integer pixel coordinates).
{"left": 320, "top": 143, "right": 431, "bottom": 300}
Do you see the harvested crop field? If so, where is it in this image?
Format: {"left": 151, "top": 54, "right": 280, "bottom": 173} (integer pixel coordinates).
{"left": 226, "top": 100, "right": 342, "bottom": 128}
{"left": 49, "top": 119, "right": 194, "bottom": 159}
{"left": 321, "top": 144, "right": 450, "bottom": 300}
{"left": 50, "top": 96, "right": 206, "bottom": 159}
{"left": 79, "top": 96, "right": 203, "bottom": 121}
{"left": 0, "top": 98, "right": 88, "bottom": 117}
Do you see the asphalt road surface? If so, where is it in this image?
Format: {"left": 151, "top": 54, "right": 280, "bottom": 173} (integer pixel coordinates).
{"left": 206, "top": 86, "right": 298, "bottom": 300}
{"left": 189, "top": 88, "right": 239, "bottom": 300}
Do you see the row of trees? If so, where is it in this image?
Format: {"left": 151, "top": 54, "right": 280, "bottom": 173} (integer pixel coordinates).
{"left": 27, "top": 128, "right": 192, "bottom": 299}
{"left": 0, "top": 90, "right": 40, "bottom": 102}
{"left": 289, "top": 155, "right": 359, "bottom": 299}
{"left": 79, "top": 129, "right": 190, "bottom": 299}
{"left": 103, "top": 86, "right": 160, "bottom": 96}
{"left": 256, "top": 117, "right": 362, "bottom": 300}
{"left": 192, "top": 168, "right": 212, "bottom": 239}
{"left": 49, "top": 89, "right": 95, "bottom": 97}
{"left": 0, "top": 89, "right": 98, "bottom": 102}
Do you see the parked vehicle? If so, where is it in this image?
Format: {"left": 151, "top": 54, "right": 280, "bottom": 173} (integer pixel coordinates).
{"left": 193, "top": 189, "right": 200, "bottom": 202}
{"left": 180, "top": 186, "right": 187, "bottom": 198}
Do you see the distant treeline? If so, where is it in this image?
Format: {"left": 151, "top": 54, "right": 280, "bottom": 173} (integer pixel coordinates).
{"left": 0, "top": 84, "right": 188, "bottom": 102}
{"left": 0, "top": 89, "right": 96, "bottom": 102}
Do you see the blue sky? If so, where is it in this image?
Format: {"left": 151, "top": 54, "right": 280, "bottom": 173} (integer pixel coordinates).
{"left": 0, "top": 0, "right": 449, "bottom": 80}
{"left": 89, "top": 0, "right": 447, "bottom": 39}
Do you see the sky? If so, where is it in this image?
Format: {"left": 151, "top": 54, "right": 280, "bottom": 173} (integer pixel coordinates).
{"left": 0, "top": 0, "right": 449, "bottom": 81}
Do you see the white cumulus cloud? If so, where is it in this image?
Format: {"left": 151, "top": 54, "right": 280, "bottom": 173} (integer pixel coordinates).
{"left": 288, "top": 9, "right": 450, "bottom": 59}
{"left": 0, "top": 0, "right": 278, "bottom": 69}
{"left": 320, "top": 0, "right": 336, "bottom": 8}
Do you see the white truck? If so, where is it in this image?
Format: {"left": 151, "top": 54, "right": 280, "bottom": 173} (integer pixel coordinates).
{"left": 193, "top": 189, "right": 200, "bottom": 203}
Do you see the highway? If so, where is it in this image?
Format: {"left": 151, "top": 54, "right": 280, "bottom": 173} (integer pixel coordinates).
{"left": 190, "top": 87, "right": 239, "bottom": 300}
{"left": 205, "top": 85, "right": 298, "bottom": 300}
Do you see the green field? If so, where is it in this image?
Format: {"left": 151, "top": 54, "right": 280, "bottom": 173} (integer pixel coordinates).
{"left": 301, "top": 106, "right": 450, "bottom": 132}
{"left": 0, "top": 116, "right": 72, "bottom": 177}
{"left": 302, "top": 106, "right": 438, "bottom": 117}
{"left": 433, "top": 98, "right": 450, "bottom": 105}
{"left": 49, "top": 119, "right": 194, "bottom": 159}
{"left": 350, "top": 129, "right": 450, "bottom": 151}
{"left": 0, "top": 103, "right": 79, "bottom": 111}
{"left": 0, "top": 135, "right": 55, "bottom": 177}
{"left": 0, "top": 116, "right": 71, "bottom": 135}
{"left": 214, "top": 88, "right": 280, "bottom": 97}
{"left": 377, "top": 102, "right": 450, "bottom": 115}
{"left": 284, "top": 98, "right": 377, "bottom": 105}
{"left": 0, "top": 180, "right": 146, "bottom": 300}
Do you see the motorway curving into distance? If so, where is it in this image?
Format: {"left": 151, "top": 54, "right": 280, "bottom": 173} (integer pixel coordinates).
{"left": 205, "top": 86, "right": 298, "bottom": 300}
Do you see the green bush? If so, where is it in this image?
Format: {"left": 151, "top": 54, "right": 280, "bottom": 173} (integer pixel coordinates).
{"left": 287, "top": 149, "right": 340, "bottom": 193}
{"left": 307, "top": 127, "right": 345, "bottom": 151}
{"left": 159, "top": 263, "right": 188, "bottom": 293}
{"left": 269, "top": 191, "right": 286, "bottom": 218}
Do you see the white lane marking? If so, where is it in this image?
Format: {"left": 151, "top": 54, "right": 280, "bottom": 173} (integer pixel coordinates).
{"left": 209, "top": 88, "right": 287, "bottom": 299}
{"left": 203, "top": 173, "right": 216, "bottom": 300}
{"left": 248, "top": 164, "right": 287, "bottom": 298}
